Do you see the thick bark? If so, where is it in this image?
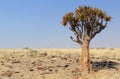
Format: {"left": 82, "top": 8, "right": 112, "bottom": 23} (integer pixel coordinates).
{"left": 81, "top": 40, "right": 91, "bottom": 74}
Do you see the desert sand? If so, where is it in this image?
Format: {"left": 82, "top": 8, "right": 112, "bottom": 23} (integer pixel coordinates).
{"left": 0, "top": 48, "right": 120, "bottom": 79}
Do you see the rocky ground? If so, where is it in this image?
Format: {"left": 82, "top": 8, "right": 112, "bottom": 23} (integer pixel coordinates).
{"left": 0, "top": 49, "right": 120, "bottom": 79}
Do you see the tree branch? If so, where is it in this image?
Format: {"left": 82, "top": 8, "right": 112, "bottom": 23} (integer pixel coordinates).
{"left": 70, "top": 36, "right": 83, "bottom": 45}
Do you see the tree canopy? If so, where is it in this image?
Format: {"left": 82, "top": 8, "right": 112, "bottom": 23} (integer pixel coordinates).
{"left": 62, "top": 6, "right": 111, "bottom": 45}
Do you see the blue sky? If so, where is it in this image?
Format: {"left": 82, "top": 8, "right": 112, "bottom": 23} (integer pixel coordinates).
{"left": 0, "top": 0, "right": 120, "bottom": 48}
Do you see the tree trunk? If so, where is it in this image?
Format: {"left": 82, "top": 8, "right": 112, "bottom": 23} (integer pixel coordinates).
{"left": 81, "top": 39, "right": 91, "bottom": 74}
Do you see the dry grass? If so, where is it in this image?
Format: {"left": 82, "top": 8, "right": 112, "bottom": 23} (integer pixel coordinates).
{"left": 0, "top": 48, "right": 120, "bottom": 79}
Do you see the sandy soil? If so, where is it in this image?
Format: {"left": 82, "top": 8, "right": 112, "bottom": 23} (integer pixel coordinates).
{"left": 0, "top": 48, "right": 120, "bottom": 79}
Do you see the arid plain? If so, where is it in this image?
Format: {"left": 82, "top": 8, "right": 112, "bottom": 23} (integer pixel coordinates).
{"left": 0, "top": 48, "right": 120, "bottom": 79}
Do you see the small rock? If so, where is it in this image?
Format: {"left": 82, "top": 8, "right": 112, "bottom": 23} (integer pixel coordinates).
{"left": 40, "top": 53, "right": 47, "bottom": 57}
{"left": 2, "top": 70, "right": 20, "bottom": 77}
{"left": 64, "top": 65, "right": 69, "bottom": 68}
{"left": 29, "top": 68, "right": 34, "bottom": 71}
{"left": 37, "top": 66, "right": 45, "bottom": 70}
{"left": 2, "top": 70, "right": 13, "bottom": 77}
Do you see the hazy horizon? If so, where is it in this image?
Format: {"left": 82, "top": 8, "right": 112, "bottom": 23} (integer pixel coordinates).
{"left": 0, "top": 0, "right": 120, "bottom": 48}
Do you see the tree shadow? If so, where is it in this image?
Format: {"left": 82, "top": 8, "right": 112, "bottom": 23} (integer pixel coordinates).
{"left": 91, "top": 60, "right": 119, "bottom": 72}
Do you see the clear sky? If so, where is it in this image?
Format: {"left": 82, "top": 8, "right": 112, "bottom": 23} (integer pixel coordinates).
{"left": 0, "top": 0, "right": 120, "bottom": 48}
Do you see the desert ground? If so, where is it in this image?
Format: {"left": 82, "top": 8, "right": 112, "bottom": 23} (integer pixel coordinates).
{"left": 0, "top": 48, "right": 120, "bottom": 79}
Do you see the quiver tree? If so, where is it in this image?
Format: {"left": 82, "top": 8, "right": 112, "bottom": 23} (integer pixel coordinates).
{"left": 62, "top": 6, "right": 111, "bottom": 73}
